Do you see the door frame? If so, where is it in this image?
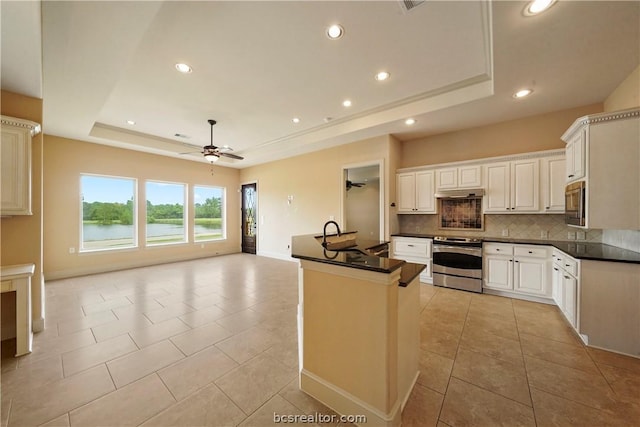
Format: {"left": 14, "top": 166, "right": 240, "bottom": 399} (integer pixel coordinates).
{"left": 240, "top": 180, "right": 258, "bottom": 254}
{"left": 341, "top": 159, "right": 385, "bottom": 241}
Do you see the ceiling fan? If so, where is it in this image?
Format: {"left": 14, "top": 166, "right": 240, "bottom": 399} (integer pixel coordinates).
{"left": 182, "top": 119, "right": 244, "bottom": 163}
{"left": 346, "top": 171, "right": 366, "bottom": 191}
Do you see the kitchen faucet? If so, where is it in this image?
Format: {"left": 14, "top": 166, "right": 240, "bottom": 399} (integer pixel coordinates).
{"left": 322, "top": 220, "right": 341, "bottom": 248}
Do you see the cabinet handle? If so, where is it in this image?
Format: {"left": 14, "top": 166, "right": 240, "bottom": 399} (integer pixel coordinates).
{"left": 407, "top": 245, "right": 415, "bottom": 247}
{"left": 564, "top": 276, "right": 570, "bottom": 279}
{"left": 568, "top": 174, "right": 574, "bottom": 178}
{"left": 515, "top": 260, "right": 520, "bottom": 263}
{"left": 545, "top": 207, "right": 550, "bottom": 210}
{"left": 554, "top": 268, "right": 559, "bottom": 271}
{"left": 496, "top": 248, "right": 500, "bottom": 251}
{"left": 565, "top": 264, "right": 570, "bottom": 267}
{"left": 528, "top": 251, "right": 533, "bottom": 254}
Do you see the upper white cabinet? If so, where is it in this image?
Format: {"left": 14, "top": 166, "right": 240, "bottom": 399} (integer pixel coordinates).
{"left": 1, "top": 116, "right": 41, "bottom": 216}
{"left": 561, "top": 108, "right": 640, "bottom": 229}
{"left": 565, "top": 129, "right": 586, "bottom": 183}
{"left": 436, "top": 165, "right": 482, "bottom": 190}
{"left": 484, "top": 160, "right": 539, "bottom": 213}
{"left": 541, "top": 156, "right": 566, "bottom": 213}
{"left": 397, "top": 171, "right": 436, "bottom": 214}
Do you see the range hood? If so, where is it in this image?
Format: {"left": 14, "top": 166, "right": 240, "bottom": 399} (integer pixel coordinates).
{"left": 435, "top": 188, "right": 485, "bottom": 198}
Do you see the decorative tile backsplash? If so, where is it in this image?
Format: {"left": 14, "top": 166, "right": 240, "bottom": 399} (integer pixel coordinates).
{"left": 399, "top": 214, "right": 603, "bottom": 242}
{"left": 439, "top": 198, "right": 483, "bottom": 230}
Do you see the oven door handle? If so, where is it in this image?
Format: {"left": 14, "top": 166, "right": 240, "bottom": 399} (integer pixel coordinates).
{"left": 433, "top": 245, "right": 481, "bottom": 255}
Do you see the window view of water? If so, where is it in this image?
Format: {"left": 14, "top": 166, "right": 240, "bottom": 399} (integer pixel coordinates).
{"left": 82, "top": 223, "right": 223, "bottom": 249}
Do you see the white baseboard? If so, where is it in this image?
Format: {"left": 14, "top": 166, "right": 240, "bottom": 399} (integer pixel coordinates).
{"left": 300, "top": 369, "right": 401, "bottom": 427}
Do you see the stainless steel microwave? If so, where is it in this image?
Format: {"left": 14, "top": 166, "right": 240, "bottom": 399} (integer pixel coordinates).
{"left": 565, "top": 181, "right": 586, "bottom": 226}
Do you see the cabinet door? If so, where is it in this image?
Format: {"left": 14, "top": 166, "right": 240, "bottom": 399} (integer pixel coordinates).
{"left": 542, "top": 157, "right": 566, "bottom": 213}
{"left": 484, "top": 163, "right": 510, "bottom": 213}
{"left": 436, "top": 168, "right": 457, "bottom": 190}
{"left": 565, "top": 140, "right": 575, "bottom": 182}
{"left": 415, "top": 171, "right": 436, "bottom": 213}
{"left": 566, "top": 131, "right": 586, "bottom": 182}
{"left": 397, "top": 173, "right": 416, "bottom": 212}
{"left": 484, "top": 255, "right": 513, "bottom": 290}
{"left": 1, "top": 125, "right": 32, "bottom": 215}
{"left": 511, "top": 160, "right": 539, "bottom": 212}
{"left": 458, "top": 165, "right": 482, "bottom": 188}
{"left": 514, "top": 257, "right": 546, "bottom": 295}
{"left": 552, "top": 265, "right": 564, "bottom": 308}
{"left": 562, "top": 273, "right": 577, "bottom": 328}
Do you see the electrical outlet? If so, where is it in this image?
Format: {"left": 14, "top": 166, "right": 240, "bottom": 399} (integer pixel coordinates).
{"left": 329, "top": 215, "right": 334, "bottom": 220}
{"left": 567, "top": 231, "right": 576, "bottom": 240}
{"left": 501, "top": 229, "right": 509, "bottom": 237}
{"left": 69, "top": 247, "right": 75, "bottom": 254}
{"left": 540, "top": 230, "right": 549, "bottom": 239}
{"left": 576, "top": 231, "right": 586, "bottom": 240}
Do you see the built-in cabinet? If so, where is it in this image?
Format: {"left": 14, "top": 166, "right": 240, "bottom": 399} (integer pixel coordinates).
{"left": 561, "top": 108, "right": 640, "bottom": 229}
{"left": 565, "top": 129, "right": 586, "bottom": 183}
{"left": 397, "top": 171, "right": 436, "bottom": 214}
{"left": 541, "top": 156, "right": 566, "bottom": 213}
{"left": 1, "top": 116, "right": 40, "bottom": 216}
{"left": 397, "top": 149, "right": 564, "bottom": 216}
{"left": 551, "top": 249, "right": 579, "bottom": 329}
{"left": 391, "top": 236, "right": 433, "bottom": 283}
{"left": 483, "top": 243, "right": 551, "bottom": 298}
{"left": 436, "top": 165, "right": 482, "bottom": 190}
{"left": 484, "top": 160, "right": 539, "bottom": 213}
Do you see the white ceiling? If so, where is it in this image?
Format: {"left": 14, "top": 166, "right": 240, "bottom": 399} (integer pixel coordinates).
{"left": 2, "top": 1, "right": 639, "bottom": 169}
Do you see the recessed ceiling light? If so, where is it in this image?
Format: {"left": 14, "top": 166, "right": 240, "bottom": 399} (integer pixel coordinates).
{"left": 175, "top": 63, "right": 192, "bottom": 73}
{"left": 342, "top": 100, "right": 352, "bottom": 107}
{"left": 292, "top": 117, "right": 300, "bottom": 124}
{"left": 405, "top": 118, "right": 416, "bottom": 125}
{"left": 326, "top": 24, "right": 344, "bottom": 40}
{"left": 375, "top": 71, "right": 390, "bottom": 81}
{"left": 523, "top": 0, "right": 557, "bottom": 16}
{"left": 513, "top": 89, "right": 533, "bottom": 98}
{"left": 126, "top": 120, "right": 136, "bottom": 125}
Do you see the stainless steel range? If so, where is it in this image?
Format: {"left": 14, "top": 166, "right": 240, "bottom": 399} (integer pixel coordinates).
{"left": 432, "top": 236, "right": 483, "bottom": 293}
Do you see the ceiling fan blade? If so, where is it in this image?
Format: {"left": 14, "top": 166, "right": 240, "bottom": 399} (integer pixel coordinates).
{"left": 219, "top": 152, "right": 244, "bottom": 160}
{"left": 179, "top": 150, "right": 203, "bottom": 155}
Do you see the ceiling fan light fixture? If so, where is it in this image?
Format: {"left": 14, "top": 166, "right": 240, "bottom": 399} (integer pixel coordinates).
{"left": 204, "top": 152, "right": 219, "bottom": 162}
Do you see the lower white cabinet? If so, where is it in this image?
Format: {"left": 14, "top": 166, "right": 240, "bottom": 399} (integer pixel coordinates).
{"left": 551, "top": 249, "right": 579, "bottom": 329}
{"left": 391, "top": 236, "right": 433, "bottom": 283}
{"left": 483, "top": 243, "right": 551, "bottom": 298}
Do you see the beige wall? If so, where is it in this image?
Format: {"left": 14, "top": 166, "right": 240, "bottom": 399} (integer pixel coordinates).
{"left": 604, "top": 64, "right": 640, "bottom": 112}
{"left": 239, "top": 135, "right": 394, "bottom": 259}
{"left": 400, "top": 104, "right": 602, "bottom": 168}
{"left": 43, "top": 135, "right": 241, "bottom": 279}
{"left": 1, "top": 90, "right": 45, "bottom": 335}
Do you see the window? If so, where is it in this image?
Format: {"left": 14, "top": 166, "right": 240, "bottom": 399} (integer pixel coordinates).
{"left": 194, "top": 186, "right": 226, "bottom": 241}
{"left": 146, "top": 181, "right": 186, "bottom": 245}
{"left": 81, "top": 174, "right": 137, "bottom": 251}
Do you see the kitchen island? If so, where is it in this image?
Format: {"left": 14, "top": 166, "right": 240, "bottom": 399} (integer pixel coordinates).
{"left": 291, "top": 234, "right": 424, "bottom": 426}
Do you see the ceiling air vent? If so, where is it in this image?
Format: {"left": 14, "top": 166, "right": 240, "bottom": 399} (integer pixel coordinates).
{"left": 398, "top": 0, "right": 425, "bottom": 13}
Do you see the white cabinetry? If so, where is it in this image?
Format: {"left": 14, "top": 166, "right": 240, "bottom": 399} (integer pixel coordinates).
{"left": 436, "top": 165, "right": 482, "bottom": 190}
{"left": 397, "top": 171, "right": 436, "bottom": 214}
{"left": 565, "top": 130, "right": 586, "bottom": 183}
{"left": 391, "top": 236, "right": 433, "bottom": 283}
{"left": 541, "top": 156, "right": 566, "bottom": 213}
{"left": 1, "top": 116, "right": 40, "bottom": 216}
{"left": 483, "top": 243, "right": 551, "bottom": 298}
{"left": 561, "top": 108, "right": 640, "bottom": 229}
{"left": 484, "top": 160, "right": 539, "bottom": 213}
{"left": 551, "top": 249, "right": 579, "bottom": 329}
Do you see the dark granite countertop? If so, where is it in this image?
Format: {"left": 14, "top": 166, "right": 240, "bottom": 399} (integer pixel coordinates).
{"left": 292, "top": 234, "right": 406, "bottom": 274}
{"left": 391, "top": 234, "right": 640, "bottom": 264}
{"left": 399, "top": 262, "right": 426, "bottom": 287}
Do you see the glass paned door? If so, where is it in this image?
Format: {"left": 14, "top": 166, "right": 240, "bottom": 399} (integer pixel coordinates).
{"left": 241, "top": 183, "right": 257, "bottom": 254}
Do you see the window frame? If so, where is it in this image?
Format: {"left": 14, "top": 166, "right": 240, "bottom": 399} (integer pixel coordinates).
{"left": 145, "top": 180, "right": 188, "bottom": 247}
{"left": 193, "top": 185, "right": 227, "bottom": 242}
{"left": 79, "top": 173, "right": 138, "bottom": 253}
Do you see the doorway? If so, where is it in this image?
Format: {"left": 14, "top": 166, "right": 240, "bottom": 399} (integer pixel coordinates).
{"left": 241, "top": 183, "right": 257, "bottom": 254}
{"left": 343, "top": 162, "right": 383, "bottom": 241}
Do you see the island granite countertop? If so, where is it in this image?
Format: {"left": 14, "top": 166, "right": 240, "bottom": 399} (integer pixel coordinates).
{"left": 291, "top": 233, "right": 426, "bottom": 285}
{"left": 391, "top": 233, "right": 640, "bottom": 264}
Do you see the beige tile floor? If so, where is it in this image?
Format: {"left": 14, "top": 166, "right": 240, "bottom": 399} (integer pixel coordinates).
{"left": 1, "top": 254, "right": 639, "bottom": 426}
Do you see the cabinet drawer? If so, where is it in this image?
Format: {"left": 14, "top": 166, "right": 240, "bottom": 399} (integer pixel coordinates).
{"left": 393, "top": 239, "right": 430, "bottom": 257}
{"left": 514, "top": 245, "right": 548, "bottom": 258}
{"left": 561, "top": 257, "right": 579, "bottom": 277}
{"left": 483, "top": 243, "right": 513, "bottom": 255}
